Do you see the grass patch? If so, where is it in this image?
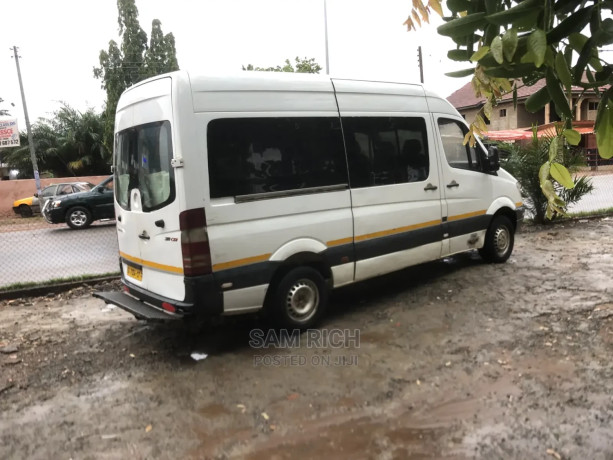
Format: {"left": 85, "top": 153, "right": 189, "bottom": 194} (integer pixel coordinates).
{"left": 567, "top": 207, "right": 613, "bottom": 219}
{"left": 0, "top": 272, "right": 120, "bottom": 294}
{"left": 518, "top": 207, "right": 613, "bottom": 230}
{"left": 0, "top": 216, "right": 44, "bottom": 227}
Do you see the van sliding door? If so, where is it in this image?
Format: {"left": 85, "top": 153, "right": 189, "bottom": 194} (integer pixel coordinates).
{"left": 340, "top": 115, "right": 444, "bottom": 281}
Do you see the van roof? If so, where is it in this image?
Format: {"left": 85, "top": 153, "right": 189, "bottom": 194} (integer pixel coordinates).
{"left": 126, "top": 69, "right": 428, "bottom": 94}
{"left": 121, "top": 70, "right": 456, "bottom": 116}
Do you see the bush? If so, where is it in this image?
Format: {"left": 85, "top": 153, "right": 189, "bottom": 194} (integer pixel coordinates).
{"left": 501, "top": 139, "right": 594, "bottom": 224}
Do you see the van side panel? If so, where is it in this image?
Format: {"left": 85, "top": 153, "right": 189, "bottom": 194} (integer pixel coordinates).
{"left": 193, "top": 78, "right": 354, "bottom": 313}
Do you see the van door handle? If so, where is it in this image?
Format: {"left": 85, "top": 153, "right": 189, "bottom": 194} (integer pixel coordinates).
{"left": 423, "top": 183, "right": 438, "bottom": 191}
{"left": 138, "top": 231, "right": 150, "bottom": 240}
{"left": 447, "top": 180, "right": 460, "bottom": 188}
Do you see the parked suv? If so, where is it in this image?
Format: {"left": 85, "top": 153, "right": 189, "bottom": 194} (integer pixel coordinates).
{"left": 12, "top": 182, "right": 94, "bottom": 217}
{"left": 43, "top": 176, "right": 115, "bottom": 229}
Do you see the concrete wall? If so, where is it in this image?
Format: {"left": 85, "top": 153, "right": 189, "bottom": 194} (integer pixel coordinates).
{"left": 0, "top": 176, "right": 109, "bottom": 218}
{"left": 516, "top": 104, "right": 544, "bottom": 128}
{"left": 580, "top": 98, "right": 599, "bottom": 121}
{"left": 489, "top": 103, "right": 517, "bottom": 131}
{"left": 458, "top": 107, "right": 482, "bottom": 124}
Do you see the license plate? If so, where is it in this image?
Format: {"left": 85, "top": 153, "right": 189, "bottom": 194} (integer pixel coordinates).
{"left": 127, "top": 265, "right": 142, "bottom": 281}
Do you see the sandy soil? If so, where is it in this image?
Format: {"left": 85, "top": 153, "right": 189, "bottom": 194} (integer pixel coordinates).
{"left": 1, "top": 218, "right": 612, "bottom": 460}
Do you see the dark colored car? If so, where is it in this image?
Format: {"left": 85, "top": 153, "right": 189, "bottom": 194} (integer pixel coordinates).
{"left": 43, "top": 176, "right": 115, "bottom": 229}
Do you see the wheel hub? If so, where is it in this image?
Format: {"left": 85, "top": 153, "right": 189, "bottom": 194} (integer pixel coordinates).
{"left": 71, "top": 211, "right": 87, "bottom": 226}
{"left": 493, "top": 226, "right": 510, "bottom": 256}
{"left": 286, "top": 279, "right": 318, "bottom": 322}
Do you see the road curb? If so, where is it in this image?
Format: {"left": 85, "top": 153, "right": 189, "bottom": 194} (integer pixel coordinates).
{"left": 0, "top": 275, "right": 121, "bottom": 301}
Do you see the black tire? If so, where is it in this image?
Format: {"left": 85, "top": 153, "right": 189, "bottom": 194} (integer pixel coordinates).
{"left": 66, "top": 206, "right": 92, "bottom": 230}
{"left": 19, "top": 204, "right": 33, "bottom": 218}
{"left": 269, "top": 267, "right": 328, "bottom": 329}
{"left": 479, "top": 215, "right": 515, "bottom": 263}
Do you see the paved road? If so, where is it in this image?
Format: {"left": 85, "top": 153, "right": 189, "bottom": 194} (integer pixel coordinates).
{"left": 1, "top": 222, "right": 118, "bottom": 288}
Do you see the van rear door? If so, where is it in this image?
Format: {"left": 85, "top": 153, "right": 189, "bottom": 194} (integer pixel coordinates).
{"left": 114, "top": 77, "right": 186, "bottom": 302}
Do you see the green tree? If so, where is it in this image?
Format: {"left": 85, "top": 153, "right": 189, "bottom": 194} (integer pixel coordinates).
{"left": 502, "top": 134, "right": 593, "bottom": 223}
{"left": 242, "top": 57, "right": 322, "bottom": 73}
{"left": 144, "top": 19, "right": 179, "bottom": 79}
{"left": 406, "top": 0, "right": 612, "bottom": 218}
{"left": 94, "top": 0, "right": 179, "bottom": 150}
{"left": 3, "top": 104, "right": 109, "bottom": 178}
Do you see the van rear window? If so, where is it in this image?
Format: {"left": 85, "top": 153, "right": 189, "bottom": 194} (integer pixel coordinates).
{"left": 207, "top": 117, "right": 348, "bottom": 199}
{"left": 115, "top": 121, "right": 175, "bottom": 212}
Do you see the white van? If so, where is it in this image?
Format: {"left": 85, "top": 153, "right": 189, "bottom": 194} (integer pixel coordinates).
{"left": 95, "top": 71, "right": 524, "bottom": 328}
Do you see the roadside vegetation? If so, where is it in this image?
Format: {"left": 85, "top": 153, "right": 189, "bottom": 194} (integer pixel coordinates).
{"left": 408, "top": 0, "right": 612, "bottom": 217}
{"left": 1, "top": 0, "right": 179, "bottom": 179}
{"left": 501, "top": 134, "right": 594, "bottom": 224}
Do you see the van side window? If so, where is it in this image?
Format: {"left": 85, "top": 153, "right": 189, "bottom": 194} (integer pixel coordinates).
{"left": 207, "top": 117, "right": 348, "bottom": 198}
{"left": 438, "top": 119, "right": 482, "bottom": 171}
{"left": 342, "top": 117, "right": 429, "bottom": 187}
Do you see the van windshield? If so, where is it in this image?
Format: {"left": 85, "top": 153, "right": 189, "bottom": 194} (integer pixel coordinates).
{"left": 115, "top": 121, "right": 175, "bottom": 212}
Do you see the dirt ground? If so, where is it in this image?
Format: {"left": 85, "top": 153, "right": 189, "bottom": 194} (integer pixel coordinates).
{"left": 1, "top": 218, "right": 612, "bottom": 460}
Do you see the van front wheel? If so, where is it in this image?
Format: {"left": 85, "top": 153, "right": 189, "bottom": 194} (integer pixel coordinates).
{"left": 271, "top": 267, "right": 328, "bottom": 329}
{"left": 479, "top": 215, "right": 514, "bottom": 263}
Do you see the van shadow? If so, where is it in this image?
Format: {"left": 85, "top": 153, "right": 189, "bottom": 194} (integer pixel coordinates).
{"left": 327, "top": 251, "right": 484, "bottom": 321}
{"left": 102, "top": 252, "right": 485, "bottom": 361}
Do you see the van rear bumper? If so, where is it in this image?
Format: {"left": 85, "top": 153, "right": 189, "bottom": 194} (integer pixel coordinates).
{"left": 94, "top": 271, "right": 223, "bottom": 320}
{"left": 93, "top": 290, "right": 183, "bottom": 320}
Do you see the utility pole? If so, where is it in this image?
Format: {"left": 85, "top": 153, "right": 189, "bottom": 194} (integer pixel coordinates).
{"left": 324, "top": 0, "right": 330, "bottom": 75}
{"left": 417, "top": 46, "right": 424, "bottom": 84}
{"left": 12, "top": 46, "right": 41, "bottom": 194}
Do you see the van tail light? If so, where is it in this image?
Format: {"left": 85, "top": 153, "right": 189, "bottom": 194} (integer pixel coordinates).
{"left": 179, "top": 208, "right": 212, "bottom": 276}
{"left": 161, "top": 302, "right": 176, "bottom": 313}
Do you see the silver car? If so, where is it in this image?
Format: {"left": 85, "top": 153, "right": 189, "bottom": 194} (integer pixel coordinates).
{"left": 12, "top": 182, "right": 94, "bottom": 217}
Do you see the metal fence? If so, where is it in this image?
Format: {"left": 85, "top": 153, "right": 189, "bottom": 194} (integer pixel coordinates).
{"left": 0, "top": 216, "right": 119, "bottom": 290}
{"left": 569, "top": 167, "right": 613, "bottom": 214}
{"left": 1, "top": 169, "right": 612, "bottom": 291}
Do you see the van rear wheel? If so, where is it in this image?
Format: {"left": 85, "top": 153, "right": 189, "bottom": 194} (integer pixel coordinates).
{"left": 270, "top": 267, "right": 328, "bottom": 329}
{"left": 479, "top": 215, "right": 514, "bottom": 263}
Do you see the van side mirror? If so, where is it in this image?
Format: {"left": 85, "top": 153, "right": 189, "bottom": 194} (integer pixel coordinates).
{"left": 485, "top": 146, "right": 500, "bottom": 172}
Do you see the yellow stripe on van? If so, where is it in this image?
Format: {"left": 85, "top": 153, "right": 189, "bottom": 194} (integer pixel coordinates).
{"left": 212, "top": 253, "right": 272, "bottom": 271}
{"left": 202, "top": 213, "right": 488, "bottom": 273}
{"left": 354, "top": 219, "right": 441, "bottom": 242}
{"left": 120, "top": 251, "right": 184, "bottom": 274}
{"left": 447, "top": 210, "right": 487, "bottom": 222}
{"left": 327, "top": 237, "right": 354, "bottom": 247}
{"left": 515, "top": 202, "right": 523, "bottom": 207}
